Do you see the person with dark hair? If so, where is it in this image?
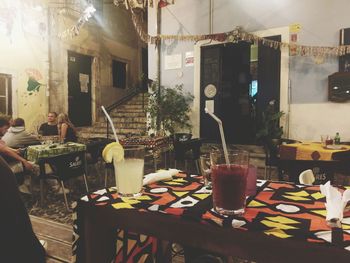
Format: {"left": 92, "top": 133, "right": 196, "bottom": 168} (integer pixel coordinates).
{"left": 0, "top": 155, "right": 46, "bottom": 262}
{"left": 57, "top": 113, "right": 77, "bottom": 142}
{"left": 0, "top": 116, "right": 33, "bottom": 171}
{"left": 38, "top": 112, "right": 58, "bottom": 136}
{"left": 0, "top": 114, "right": 11, "bottom": 140}
{"left": 2, "top": 117, "right": 40, "bottom": 148}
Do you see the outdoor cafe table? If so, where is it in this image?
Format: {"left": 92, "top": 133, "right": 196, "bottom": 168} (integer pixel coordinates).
{"left": 120, "top": 136, "right": 171, "bottom": 169}
{"left": 279, "top": 142, "right": 350, "bottom": 184}
{"left": 26, "top": 142, "right": 87, "bottom": 178}
{"left": 72, "top": 173, "right": 350, "bottom": 263}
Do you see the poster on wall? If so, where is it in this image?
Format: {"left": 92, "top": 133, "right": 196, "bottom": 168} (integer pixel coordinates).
{"left": 79, "top": 73, "right": 89, "bottom": 93}
{"left": 185, "top": 51, "right": 194, "bottom": 67}
{"left": 164, "top": 54, "right": 182, "bottom": 70}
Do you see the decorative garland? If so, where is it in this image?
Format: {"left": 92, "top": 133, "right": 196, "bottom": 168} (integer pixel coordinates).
{"left": 58, "top": 4, "right": 96, "bottom": 39}
{"left": 113, "top": 1, "right": 350, "bottom": 59}
{"left": 57, "top": 0, "right": 350, "bottom": 60}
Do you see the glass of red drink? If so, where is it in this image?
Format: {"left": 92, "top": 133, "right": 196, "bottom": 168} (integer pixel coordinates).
{"left": 210, "top": 150, "right": 249, "bottom": 215}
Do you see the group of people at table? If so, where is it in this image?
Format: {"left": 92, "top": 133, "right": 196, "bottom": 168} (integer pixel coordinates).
{"left": 0, "top": 111, "right": 80, "bottom": 262}
{"left": 0, "top": 112, "right": 78, "bottom": 191}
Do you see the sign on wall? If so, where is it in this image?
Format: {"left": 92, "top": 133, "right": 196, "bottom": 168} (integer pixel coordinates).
{"left": 164, "top": 54, "right": 182, "bottom": 70}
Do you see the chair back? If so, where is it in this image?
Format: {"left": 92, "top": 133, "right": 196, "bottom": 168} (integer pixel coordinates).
{"left": 43, "top": 151, "right": 86, "bottom": 181}
{"left": 264, "top": 138, "right": 301, "bottom": 166}
{"left": 173, "top": 133, "right": 192, "bottom": 142}
{"left": 85, "top": 137, "right": 113, "bottom": 164}
{"left": 173, "top": 138, "right": 202, "bottom": 161}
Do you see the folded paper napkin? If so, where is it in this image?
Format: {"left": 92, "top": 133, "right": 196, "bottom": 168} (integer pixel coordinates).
{"left": 143, "top": 169, "right": 179, "bottom": 186}
{"left": 320, "top": 181, "right": 350, "bottom": 222}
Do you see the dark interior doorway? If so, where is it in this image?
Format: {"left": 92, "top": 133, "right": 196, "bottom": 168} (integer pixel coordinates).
{"left": 68, "top": 51, "right": 92, "bottom": 127}
{"left": 200, "top": 36, "right": 281, "bottom": 144}
{"left": 141, "top": 47, "right": 148, "bottom": 92}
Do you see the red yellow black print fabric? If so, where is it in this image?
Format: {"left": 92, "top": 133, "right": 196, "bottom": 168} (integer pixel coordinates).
{"left": 72, "top": 173, "right": 350, "bottom": 263}
{"left": 203, "top": 180, "right": 350, "bottom": 249}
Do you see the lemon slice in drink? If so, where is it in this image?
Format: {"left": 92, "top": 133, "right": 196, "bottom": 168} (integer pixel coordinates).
{"left": 102, "top": 142, "right": 124, "bottom": 163}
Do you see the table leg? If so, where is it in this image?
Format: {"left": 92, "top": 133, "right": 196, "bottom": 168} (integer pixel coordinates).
{"left": 39, "top": 163, "right": 45, "bottom": 207}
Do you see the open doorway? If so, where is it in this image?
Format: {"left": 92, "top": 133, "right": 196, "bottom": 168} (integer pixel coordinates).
{"left": 199, "top": 35, "right": 281, "bottom": 144}
{"left": 67, "top": 51, "right": 92, "bottom": 127}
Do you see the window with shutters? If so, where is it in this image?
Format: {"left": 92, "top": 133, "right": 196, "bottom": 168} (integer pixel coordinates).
{"left": 112, "top": 59, "right": 128, "bottom": 89}
{"left": 0, "top": 74, "right": 12, "bottom": 115}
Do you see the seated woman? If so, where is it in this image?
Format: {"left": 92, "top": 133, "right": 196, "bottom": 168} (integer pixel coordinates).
{"left": 57, "top": 113, "right": 77, "bottom": 143}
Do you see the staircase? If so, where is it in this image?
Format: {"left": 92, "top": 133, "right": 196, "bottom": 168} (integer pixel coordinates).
{"left": 78, "top": 93, "right": 148, "bottom": 139}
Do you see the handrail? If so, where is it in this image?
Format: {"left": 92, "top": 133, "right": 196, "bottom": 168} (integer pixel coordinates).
{"left": 104, "top": 87, "right": 146, "bottom": 139}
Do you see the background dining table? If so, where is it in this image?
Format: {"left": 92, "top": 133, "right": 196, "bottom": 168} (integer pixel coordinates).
{"left": 279, "top": 142, "right": 350, "bottom": 184}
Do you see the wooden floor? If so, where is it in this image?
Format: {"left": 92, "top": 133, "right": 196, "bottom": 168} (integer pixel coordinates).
{"left": 30, "top": 216, "right": 187, "bottom": 263}
{"left": 30, "top": 216, "right": 72, "bottom": 263}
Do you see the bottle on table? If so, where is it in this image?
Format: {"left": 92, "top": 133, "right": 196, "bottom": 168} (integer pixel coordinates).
{"left": 334, "top": 132, "right": 341, "bottom": 145}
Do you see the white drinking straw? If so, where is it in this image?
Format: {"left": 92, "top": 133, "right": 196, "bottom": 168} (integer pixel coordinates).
{"left": 205, "top": 108, "right": 229, "bottom": 165}
{"left": 101, "top": 106, "right": 119, "bottom": 143}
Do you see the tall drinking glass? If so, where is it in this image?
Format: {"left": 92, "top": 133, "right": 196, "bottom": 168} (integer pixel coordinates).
{"left": 199, "top": 154, "right": 212, "bottom": 188}
{"left": 210, "top": 149, "right": 249, "bottom": 215}
{"left": 114, "top": 146, "right": 145, "bottom": 197}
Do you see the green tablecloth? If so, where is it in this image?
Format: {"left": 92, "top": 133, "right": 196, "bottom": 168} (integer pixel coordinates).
{"left": 26, "top": 142, "right": 86, "bottom": 163}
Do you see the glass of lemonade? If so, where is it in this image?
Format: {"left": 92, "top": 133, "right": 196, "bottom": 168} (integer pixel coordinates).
{"left": 210, "top": 149, "right": 249, "bottom": 215}
{"left": 114, "top": 145, "right": 145, "bottom": 197}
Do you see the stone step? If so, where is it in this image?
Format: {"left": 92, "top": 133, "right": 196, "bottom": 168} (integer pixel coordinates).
{"left": 80, "top": 92, "right": 149, "bottom": 138}
{"left": 113, "top": 107, "right": 146, "bottom": 113}
{"left": 124, "top": 98, "right": 148, "bottom": 104}
{"left": 110, "top": 111, "right": 147, "bottom": 117}
{"left": 85, "top": 125, "right": 146, "bottom": 133}
{"left": 79, "top": 127, "right": 146, "bottom": 137}
{"left": 94, "top": 122, "right": 147, "bottom": 129}
{"left": 96, "top": 117, "right": 147, "bottom": 125}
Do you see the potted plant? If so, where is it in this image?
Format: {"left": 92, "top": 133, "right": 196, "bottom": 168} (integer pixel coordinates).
{"left": 147, "top": 81, "right": 194, "bottom": 137}
{"left": 256, "top": 100, "right": 285, "bottom": 145}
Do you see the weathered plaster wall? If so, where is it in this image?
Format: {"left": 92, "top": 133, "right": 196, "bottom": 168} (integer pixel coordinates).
{"left": 50, "top": 3, "right": 142, "bottom": 123}
{"left": 0, "top": 3, "right": 48, "bottom": 133}
{"left": 148, "top": 0, "right": 350, "bottom": 141}
{"left": 0, "top": 1, "right": 143, "bottom": 131}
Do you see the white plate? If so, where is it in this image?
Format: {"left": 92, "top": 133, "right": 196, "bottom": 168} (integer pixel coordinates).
{"left": 325, "top": 145, "right": 343, "bottom": 150}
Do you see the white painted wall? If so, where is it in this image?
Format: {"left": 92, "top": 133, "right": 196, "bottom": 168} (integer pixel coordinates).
{"left": 148, "top": 0, "right": 350, "bottom": 142}
{"left": 290, "top": 103, "right": 350, "bottom": 142}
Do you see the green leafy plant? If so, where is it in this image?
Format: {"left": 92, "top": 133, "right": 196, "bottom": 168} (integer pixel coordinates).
{"left": 256, "top": 100, "right": 285, "bottom": 143}
{"left": 147, "top": 81, "right": 194, "bottom": 135}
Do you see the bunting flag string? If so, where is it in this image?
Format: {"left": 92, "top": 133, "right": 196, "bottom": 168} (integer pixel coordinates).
{"left": 128, "top": 11, "right": 350, "bottom": 60}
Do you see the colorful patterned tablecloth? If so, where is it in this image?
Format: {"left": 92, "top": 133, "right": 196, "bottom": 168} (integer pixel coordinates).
{"left": 26, "top": 142, "right": 86, "bottom": 163}
{"left": 120, "top": 136, "right": 170, "bottom": 151}
{"left": 279, "top": 142, "right": 350, "bottom": 161}
{"left": 73, "top": 173, "right": 350, "bottom": 262}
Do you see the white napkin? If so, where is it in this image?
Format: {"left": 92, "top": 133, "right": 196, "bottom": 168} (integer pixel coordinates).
{"left": 143, "top": 169, "right": 179, "bottom": 186}
{"left": 320, "top": 181, "right": 350, "bottom": 222}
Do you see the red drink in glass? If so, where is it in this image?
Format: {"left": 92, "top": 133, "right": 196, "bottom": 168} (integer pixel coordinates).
{"left": 325, "top": 138, "right": 333, "bottom": 146}
{"left": 211, "top": 164, "right": 248, "bottom": 215}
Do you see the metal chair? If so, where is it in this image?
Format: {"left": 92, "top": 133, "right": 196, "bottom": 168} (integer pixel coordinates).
{"left": 39, "top": 151, "right": 89, "bottom": 210}
{"left": 173, "top": 135, "right": 202, "bottom": 174}
{"left": 264, "top": 138, "right": 301, "bottom": 180}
